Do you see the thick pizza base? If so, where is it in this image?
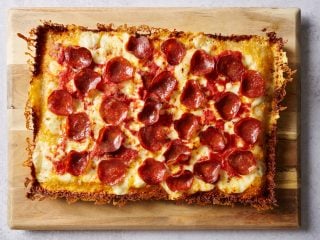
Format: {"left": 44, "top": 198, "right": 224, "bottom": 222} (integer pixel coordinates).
{"left": 24, "top": 23, "right": 293, "bottom": 210}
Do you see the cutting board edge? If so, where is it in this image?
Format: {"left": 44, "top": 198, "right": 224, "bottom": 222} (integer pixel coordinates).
{"left": 7, "top": 7, "right": 301, "bottom": 230}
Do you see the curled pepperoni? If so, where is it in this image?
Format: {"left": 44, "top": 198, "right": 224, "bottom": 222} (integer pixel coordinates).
{"left": 104, "top": 57, "right": 134, "bottom": 83}
{"left": 174, "top": 113, "right": 201, "bottom": 140}
{"left": 199, "top": 127, "right": 227, "bottom": 152}
{"left": 164, "top": 140, "right": 191, "bottom": 165}
{"left": 99, "top": 97, "right": 129, "bottom": 125}
{"left": 139, "top": 124, "right": 169, "bottom": 152}
{"left": 194, "top": 160, "right": 221, "bottom": 184}
{"left": 190, "top": 50, "right": 215, "bottom": 76}
{"left": 138, "top": 158, "right": 167, "bottom": 185}
{"left": 48, "top": 90, "right": 73, "bottom": 116}
{"left": 166, "top": 170, "right": 194, "bottom": 192}
{"left": 108, "top": 146, "right": 138, "bottom": 166}
{"left": 97, "top": 159, "right": 127, "bottom": 185}
{"left": 227, "top": 150, "right": 257, "bottom": 175}
{"left": 205, "top": 67, "right": 218, "bottom": 82}
{"left": 74, "top": 69, "right": 101, "bottom": 95}
{"left": 157, "top": 113, "right": 173, "bottom": 127}
{"left": 64, "top": 46, "right": 92, "bottom": 69}
{"left": 161, "top": 38, "right": 186, "bottom": 65}
{"left": 96, "top": 126, "right": 124, "bottom": 154}
{"left": 139, "top": 61, "right": 160, "bottom": 91}
{"left": 241, "top": 70, "right": 266, "bottom": 98}
{"left": 65, "top": 150, "right": 89, "bottom": 176}
{"left": 217, "top": 51, "right": 245, "bottom": 82}
{"left": 66, "top": 112, "right": 90, "bottom": 141}
{"left": 180, "top": 80, "right": 206, "bottom": 109}
{"left": 215, "top": 92, "right": 241, "bottom": 120}
{"left": 126, "top": 36, "right": 153, "bottom": 60}
{"left": 138, "top": 100, "right": 162, "bottom": 125}
{"left": 140, "top": 71, "right": 155, "bottom": 90}
{"left": 235, "top": 117, "right": 262, "bottom": 144}
{"left": 148, "top": 71, "right": 177, "bottom": 101}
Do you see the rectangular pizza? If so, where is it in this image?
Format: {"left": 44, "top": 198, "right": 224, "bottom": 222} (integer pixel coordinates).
{"left": 23, "top": 22, "right": 292, "bottom": 209}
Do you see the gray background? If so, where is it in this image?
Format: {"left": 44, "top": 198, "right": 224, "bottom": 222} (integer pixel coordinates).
{"left": 1, "top": 0, "right": 319, "bottom": 239}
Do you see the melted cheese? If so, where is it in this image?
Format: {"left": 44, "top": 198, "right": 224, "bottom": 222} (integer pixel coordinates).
{"left": 217, "top": 161, "right": 265, "bottom": 194}
{"left": 30, "top": 27, "right": 285, "bottom": 199}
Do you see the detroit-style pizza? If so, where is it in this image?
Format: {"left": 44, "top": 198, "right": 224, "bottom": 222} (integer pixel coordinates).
{"left": 23, "top": 23, "right": 292, "bottom": 209}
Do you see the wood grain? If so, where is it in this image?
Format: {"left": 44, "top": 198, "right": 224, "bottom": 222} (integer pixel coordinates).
{"left": 7, "top": 7, "right": 300, "bottom": 230}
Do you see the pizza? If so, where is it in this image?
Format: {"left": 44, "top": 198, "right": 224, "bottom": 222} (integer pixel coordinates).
{"left": 23, "top": 22, "right": 292, "bottom": 209}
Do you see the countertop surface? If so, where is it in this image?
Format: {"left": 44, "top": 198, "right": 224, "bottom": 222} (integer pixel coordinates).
{"left": 1, "top": 0, "right": 319, "bottom": 239}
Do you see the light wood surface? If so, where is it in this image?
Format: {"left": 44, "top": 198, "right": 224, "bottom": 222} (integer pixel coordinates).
{"left": 7, "top": 7, "right": 300, "bottom": 230}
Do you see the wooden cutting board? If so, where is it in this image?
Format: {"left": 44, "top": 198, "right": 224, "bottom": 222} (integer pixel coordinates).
{"left": 7, "top": 7, "right": 300, "bottom": 230}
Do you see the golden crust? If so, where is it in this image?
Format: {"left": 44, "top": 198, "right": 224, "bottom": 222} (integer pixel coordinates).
{"left": 22, "top": 22, "right": 294, "bottom": 210}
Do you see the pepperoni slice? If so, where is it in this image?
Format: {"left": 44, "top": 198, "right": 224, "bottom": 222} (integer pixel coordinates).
{"left": 74, "top": 68, "right": 101, "bottom": 95}
{"left": 103, "top": 57, "right": 134, "bottom": 83}
{"left": 205, "top": 67, "right": 218, "bottom": 82}
{"left": 190, "top": 50, "right": 215, "bottom": 76}
{"left": 139, "top": 124, "right": 169, "bottom": 152}
{"left": 64, "top": 46, "right": 92, "bottom": 69}
{"left": 126, "top": 36, "right": 153, "bottom": 60}
{"left": 66, "top": 112, "right": 90, "bottom": 141}
{"left": 180, "top": 80, "right": 206, "bottom": 109}
{"left": 48, "top": 90, "right": 73, "bottom": 116}
{"left": 241, "top": 70, "right": 266, "bottom": 98}
{"left": 215, "top": 92, "right": 241, "bottom": 120}
{"left": 140, "top": 71, "right": 155, "bottom": 90}
{"left": 97, "top": 159, "right": 127, "bottom": 185}
{"left": 199, "top": 127, "right": 227, "bottom": 152}
{"left": 53, "top": 160, "right": 67, "bottom": 175}
{"left": 227, "top": 150, "right": 257, "bottom": 175}
{"left": 217, "top": 51, "right": 245, "bottom": 82}
{"left": 161, "top": 38, "right": 186, "bottom": 65}
{"left": 138, "top": 158, "right": 167, "bottom": 185}
{"left": 65, "top": 150, "right": 89, "bottom": 176}
{"left": 108, "top": 146, "right": 138, "bottom": 166}
{"left": 96, "top": 126, "right": 124, "bottom": 154}
{"left": 174, "top": 113, "right": 201, "bottom": 140}
{"left": 138, "top": 100, "right": 162, "bottom": 125}
{"left": 164, "top": 140, "right": 191, "bottom": 165}
{"left": 148, "top": 71, "right": 177, "bottom": 101}
{"left": 58, "top": 66, "right": 76, "bottom": 90}
{"left": 99, "top": 97, "right": 129, "bottom": 125}
{"left": 166, "top": 170, "right": 194, "bottom": 192}
{"left": 235, "top": 117, "right": 262, "bottom": 144}
{"left": 157, "top": 113, "right": 173, "bottom": 127}
{"left": 139, "top": 61, "right": 160, "bottom": 90}
{"left": 194, "top": 160, "right": 221, "bottom": 184}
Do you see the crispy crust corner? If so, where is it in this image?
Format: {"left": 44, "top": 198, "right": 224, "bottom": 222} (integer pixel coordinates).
{"left": 23, "top": 22, "right": 294, "bottom": 210}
